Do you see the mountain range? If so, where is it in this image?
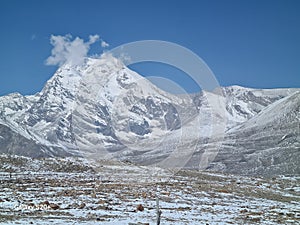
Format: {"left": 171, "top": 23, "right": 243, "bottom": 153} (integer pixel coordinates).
{"left": 0, "top": 55, "right": 299, "bottom": 177}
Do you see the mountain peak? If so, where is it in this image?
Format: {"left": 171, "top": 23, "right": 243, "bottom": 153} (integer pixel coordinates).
{"left": 0, "top": 57, "right": 299, "bottom": 177}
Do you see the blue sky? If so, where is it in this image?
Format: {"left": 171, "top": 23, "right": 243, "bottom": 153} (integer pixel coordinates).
{"left": 0, "top": 0, "right": 299, "bottom": 95}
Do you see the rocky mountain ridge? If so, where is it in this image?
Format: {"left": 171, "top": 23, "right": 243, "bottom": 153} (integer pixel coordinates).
{"left": 0, "top": 55, "right": 299, "bottom": 176}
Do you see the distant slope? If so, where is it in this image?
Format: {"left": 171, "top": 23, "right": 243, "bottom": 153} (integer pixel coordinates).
{"left": 0, "top": 121, "right": 70, "bottom": 157}
{"left": 209, "top": 91, "right": 300, "bottom": 176}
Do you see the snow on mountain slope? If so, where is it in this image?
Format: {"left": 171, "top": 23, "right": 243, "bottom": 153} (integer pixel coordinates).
{"left": 71, "top": 56, "right": 195, "bottom": 156}
{"left": 208, "top": 91, "right": 300, "bottom": 176}
{"left": 231, "top": 90, "right": 300, "bottom": 131}
{"left": 0, "top": 92, "right": 37, "bottom": 122}
{"left": 0, "top": 121, "right": 70, "bottom": 157}
{"left": 113, "top": 90, "right": 227, "bottom": 171}
{"left": 0, "top": 54, "right": 299, "bottom": 177}
{"left": 0, "top": 55, "right": 196, "bottom": 158}
{"left": 220, "top": 85, "right": 298, "bottom": 128}
{"left": 125, "top": 87, "right": 299, "bottom": 175}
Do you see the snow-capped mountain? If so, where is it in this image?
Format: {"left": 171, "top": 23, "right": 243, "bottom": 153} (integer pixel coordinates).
{"left": 208, "top": 91, "right": 300, "bottom": 176}
{"left": 0, "top": 55, "right": 195, "bottom": 157}
{"left": 0, "top": 55, "right": 299, "bottom": 176}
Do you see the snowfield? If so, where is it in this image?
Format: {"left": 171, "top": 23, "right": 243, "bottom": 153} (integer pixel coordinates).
{"left": 0, "top": 155, "right": 299, "bottom": 224}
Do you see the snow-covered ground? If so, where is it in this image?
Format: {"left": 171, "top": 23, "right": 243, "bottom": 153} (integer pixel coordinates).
{"left": 0, "top": 155, "right": 299, "bottom": 224}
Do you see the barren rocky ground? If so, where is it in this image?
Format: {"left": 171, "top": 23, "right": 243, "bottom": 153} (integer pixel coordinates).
{"left": 0, "top": 155, "right": 299, "bottom": 224}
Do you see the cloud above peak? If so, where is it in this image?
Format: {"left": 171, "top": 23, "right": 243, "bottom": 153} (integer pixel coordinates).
{"left": 45, "top": 34, "right": 100, "bottom": 66}
{"left": 101, "top": 39, "right": 109, "bottom": 48}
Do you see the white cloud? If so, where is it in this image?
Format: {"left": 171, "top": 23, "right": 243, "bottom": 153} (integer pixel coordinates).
{"left": 88, "top": 34, "right": 100, "bottom": 44}
{"left": 101, "top": 39, "right": 109, "bottom": 48}
{"left": 31, "top": 34, "right": 37, "bottom": 40}
{"left": 45, "top": 34, "right": 100, "bottom": 66}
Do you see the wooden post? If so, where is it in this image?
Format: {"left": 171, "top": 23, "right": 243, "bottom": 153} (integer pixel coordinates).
{"left": 156, "top": 196, "right": 162, "bottom": 225}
